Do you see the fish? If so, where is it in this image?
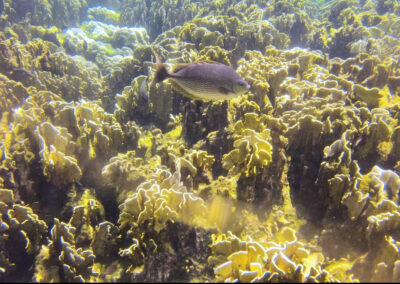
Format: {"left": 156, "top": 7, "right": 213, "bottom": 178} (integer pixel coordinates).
{"left": 8, "top": 68, "right": 35, "bottom": 80}
{"left": 138, "top": 77, "right": 149, "bottom": 102}
{"left": 74, "top": 181, "right": 85, "bottom": 191}
{"left": 150, "top": 57, "right": 250, "bottom": 100}
{"left": 8, "top": 68, "right": 43, "bottom": 88}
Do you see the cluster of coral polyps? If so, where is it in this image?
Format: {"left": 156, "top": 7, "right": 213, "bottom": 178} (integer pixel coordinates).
{"left": 1, "top": 0, "right": 400, "bottom": 282}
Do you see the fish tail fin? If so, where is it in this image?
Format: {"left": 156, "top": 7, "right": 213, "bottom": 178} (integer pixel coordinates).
{"left": 150, "top": 56, "right": 169, "bottom": 88}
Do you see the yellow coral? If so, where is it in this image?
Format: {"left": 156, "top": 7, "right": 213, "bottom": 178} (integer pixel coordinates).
{"left": 118, "top": 178, "right": 207, "bottom": 232}
{"left": 353, "top": 84, "right": 383, "bottom": 108}
{"left": 209, "top": 227, "right": 344, "bottom": 282}
{"left": 222, "top": 113, "right": 273, "bottom": 177}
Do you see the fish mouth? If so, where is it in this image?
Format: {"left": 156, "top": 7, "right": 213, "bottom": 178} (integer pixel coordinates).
{"left": 245, "top": 82, "right": 251, "bottom": 90}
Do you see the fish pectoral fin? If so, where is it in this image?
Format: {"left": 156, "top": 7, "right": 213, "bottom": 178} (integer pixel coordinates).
{"left": 218, "top": 86, "right": 231, "bottom": 95}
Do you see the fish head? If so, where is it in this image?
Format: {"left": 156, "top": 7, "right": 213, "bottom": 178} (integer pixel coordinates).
{"left": 232, "top": 79, "right": 250, "bottom": 95}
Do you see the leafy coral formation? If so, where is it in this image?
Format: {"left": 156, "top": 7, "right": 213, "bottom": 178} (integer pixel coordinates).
{"left": 1, "top": 0, "right": 400, "bottom": 282}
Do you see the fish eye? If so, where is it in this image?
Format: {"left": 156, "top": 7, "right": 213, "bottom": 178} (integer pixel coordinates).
{"left": 237, "top": 81, "right": 245, "bottom": 86}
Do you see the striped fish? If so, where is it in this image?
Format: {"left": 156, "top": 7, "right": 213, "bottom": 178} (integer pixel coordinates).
{"left": 150, "top": 57, "right": 250, "bottom": 100}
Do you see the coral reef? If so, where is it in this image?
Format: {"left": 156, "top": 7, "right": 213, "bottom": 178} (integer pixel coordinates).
{"left": 0, "top": 189, "right": 48, "bottom": 278}
{"left": 222, "top": 113, "right": 273, "bottom": 177}
{"left": 33, "top": 218, "right": 98, "bottom": 282}
{"left": 1, "top": 0, "right": 400, "bottom": 282}
{"left": 210, "top": 228, "right": 349, "bottom": 282}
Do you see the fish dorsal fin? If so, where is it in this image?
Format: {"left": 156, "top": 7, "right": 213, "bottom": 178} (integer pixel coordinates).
{"left": 171, "top": 60, "right": 225, "bottom": 73}
{"left": 200, "top": 59, "right": 225, "bottom": 64}
{"left": 172, "top": 63, "right": 192, "bottom": 73}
